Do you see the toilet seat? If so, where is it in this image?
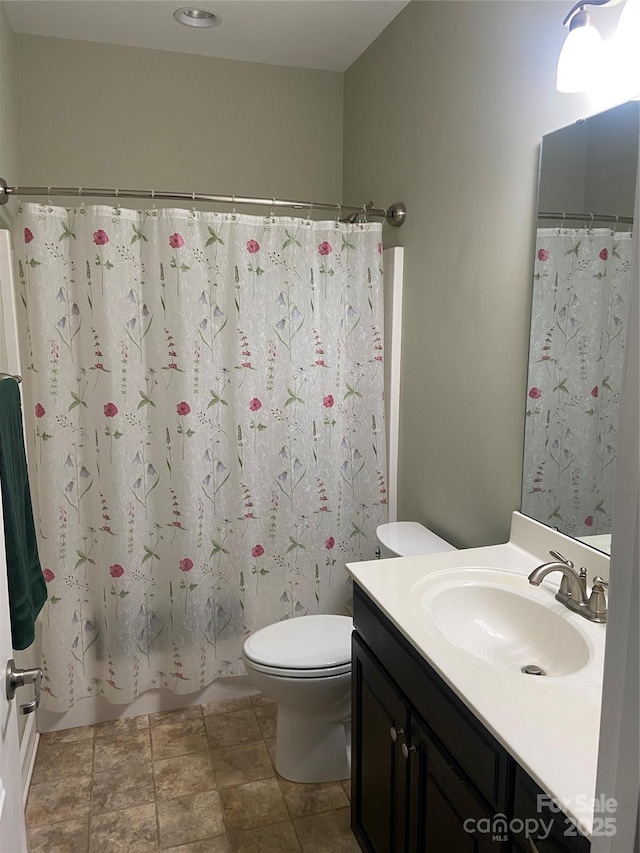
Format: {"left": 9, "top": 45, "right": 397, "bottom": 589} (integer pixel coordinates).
{"left": 242, "top": 657, "right": 352, "bottom": 679}
{"left": 243, "top": 614, "right": 353, "bottom": 678}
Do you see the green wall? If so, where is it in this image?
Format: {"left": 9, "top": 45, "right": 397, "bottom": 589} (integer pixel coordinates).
{"left": 343, "top": 1, "right": 591, "bottom": 547}
{"left": 14, "top": 34, "right": 344, "bottom": 206}
{"left": 0, "top": 3, "right": 17, "bottom": 229}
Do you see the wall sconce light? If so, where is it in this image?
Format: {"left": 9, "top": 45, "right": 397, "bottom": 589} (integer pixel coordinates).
{"left": 557, "top": 0, "right": 640, "bottom": 97}
{"left": 556, "top": 1, "right": 609, "bottom": 93}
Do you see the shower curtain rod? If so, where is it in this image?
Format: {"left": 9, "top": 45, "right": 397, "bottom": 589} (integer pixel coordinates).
{"left": 538, "top": 211, "right": 634, "bottom": 226}
{"left": 0, "top": 177, "right": 407, "bottom": 227}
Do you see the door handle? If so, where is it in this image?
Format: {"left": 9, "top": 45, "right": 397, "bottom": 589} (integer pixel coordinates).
{"left": 6, "top": 658, "right": 42, "bottom": 715}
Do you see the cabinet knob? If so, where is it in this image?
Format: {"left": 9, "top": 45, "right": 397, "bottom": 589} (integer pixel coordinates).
{"left": 389, "top": 726, "right": 404, "bottom": 743}
{"left": 401, "top": 742, "right": 417, "bottom": 760}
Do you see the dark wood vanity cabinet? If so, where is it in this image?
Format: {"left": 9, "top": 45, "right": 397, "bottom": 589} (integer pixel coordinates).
{"left": 351, "top": 583, "right": 590, "bottom": 853}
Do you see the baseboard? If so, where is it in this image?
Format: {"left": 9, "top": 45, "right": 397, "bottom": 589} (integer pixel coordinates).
{"left": 20, "top": 712, "right": 39, "bottom": 806}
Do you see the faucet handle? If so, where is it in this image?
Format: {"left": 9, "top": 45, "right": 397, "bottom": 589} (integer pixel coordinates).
{"left": 549, "top": 550, "right": 574, "bottom": 569}
{"left": 587, "top": 576, "right": 608, "bottom": 621}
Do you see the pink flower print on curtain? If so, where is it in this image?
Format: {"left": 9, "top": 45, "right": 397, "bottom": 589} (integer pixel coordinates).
{"left": 523, "top": 227, "right": 633, "bottom": 538}
{"left": 14, "top": 203, "right": 386, "bottom": 712}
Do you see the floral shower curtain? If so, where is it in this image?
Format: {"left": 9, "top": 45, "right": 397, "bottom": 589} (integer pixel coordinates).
{"left": 14, "top": 203, "right": 387, "bottom": 712}
{"left": 522, "top": 227, "right": 632, "bottom": 538}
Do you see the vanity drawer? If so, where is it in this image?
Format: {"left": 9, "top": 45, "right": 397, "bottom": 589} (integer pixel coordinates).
{"left": 353, "top": 583, "right": 510, "bottom": 814}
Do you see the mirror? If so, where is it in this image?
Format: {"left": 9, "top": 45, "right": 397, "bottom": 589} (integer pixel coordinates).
{"left": 521, "top": 101, "right": 639, "bottom": 553}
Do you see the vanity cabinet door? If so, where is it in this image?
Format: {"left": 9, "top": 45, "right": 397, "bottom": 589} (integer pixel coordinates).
{"left": 511, "top": 767, "right": 590, "bottom": 853}
{"left": 407, "top": 715, "right": 507, "bottom": 853}
{"left": 352, "top": 633, "right": 410, "bottom": 853}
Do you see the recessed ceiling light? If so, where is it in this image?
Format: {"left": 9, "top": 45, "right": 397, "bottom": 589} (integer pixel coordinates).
{"left": 173, "top": 7, "right": 221, "bottom": 28}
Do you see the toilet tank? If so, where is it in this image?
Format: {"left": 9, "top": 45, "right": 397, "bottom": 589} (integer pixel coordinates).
{"left": 376, "top": 521, "right": 457, "bottom": 558}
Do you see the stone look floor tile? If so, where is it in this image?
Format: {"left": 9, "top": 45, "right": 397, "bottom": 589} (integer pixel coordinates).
{"left": 26, "top": 774, "right": 92, "bottom": 826}
{"left": 27, "top": 817, "right": 90, "bottom": 853}
{"left": 154, "top": 751, "right": 216, "bottom": 799}
{"left": 150, "top": 705, "right": 203, "bottom": 727}
{"left": 294, "top": 807, "right": 360, "bottom": 853}
{"left": 211, "top": 740, "right": 275, "bottom": 788}
{"left": 254, "top": 702, "right": 278, "bottom": 739}
{"left": 27, "top": 691, "right": 355, "bottom": 853}
{"left": 201, "top": 694, "right": 255, "bottom": 716}
{"left": 31, "top": 737, "right": 95, "bottom": 785}
{"left": 278, "top": 777, "right": 349, "bottom": 820}
{"left": 228, "top": 820, "right": 302, "bottom": 853}
{"left": 151, "top": 718, "right": 208, "bottom": 760}
{"left": 93, "top": 728, "right": 152, "bottom": 775}
{"left": 94, "top": 714, "right": 149, "bottom": 739}
{"left": 164, "top": 839, "right": 231, "bottom": 853}
{"left": 204, "top": 708, "right": 262, "bottom": 749}
{"left": 38, "top": 725, "right": 95, "bottom": 745}
{"left": 341, "top": 779, "right": 352, "bottom": 802}
{"left": 91, "top": 765, "right": 155, "bottom": 815}
{"left": 265, "top": 736, "right": 277, "bottom": 768}
{"left": 157, "top": 789, "right": 226, "bottom": 849}
{"left": 89, "top": 802, "right": 158, "bottom": 852}
{"left": 220, "top": 778, "right": 289, "bottom": 830}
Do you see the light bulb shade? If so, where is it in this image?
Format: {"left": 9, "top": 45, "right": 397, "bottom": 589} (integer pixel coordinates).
{"left": 556, "top": 22, "right": 604, "bottom": 93}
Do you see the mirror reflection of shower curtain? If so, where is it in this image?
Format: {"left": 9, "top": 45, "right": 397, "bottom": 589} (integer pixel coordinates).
{"left": 13, "top": 204, "right": 387, "bottom": 712}
{"left": 522, "top": 227, "right": 633, "bottom": 538}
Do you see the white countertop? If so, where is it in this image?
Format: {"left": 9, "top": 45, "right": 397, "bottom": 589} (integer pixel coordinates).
{"left": 347, "top": 512, "right": 608, "bottom": 838}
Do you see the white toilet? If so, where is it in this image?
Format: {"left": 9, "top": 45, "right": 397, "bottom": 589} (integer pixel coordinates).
{"left": 241, "top": 521, "right": 457, "bottom": 783}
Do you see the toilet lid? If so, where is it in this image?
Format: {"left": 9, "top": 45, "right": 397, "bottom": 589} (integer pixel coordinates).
{"left": 243, "top": 615, "right": 353, "bottom": 670}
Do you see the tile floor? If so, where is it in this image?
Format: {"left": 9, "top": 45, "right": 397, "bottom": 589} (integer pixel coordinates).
{"left": 25, "top": 693, "right": 359, "bottom": 853}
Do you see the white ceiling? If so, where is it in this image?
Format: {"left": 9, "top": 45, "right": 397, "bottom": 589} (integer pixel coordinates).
{"left": 4, "top": 0, "right": 410, "bottom": 72}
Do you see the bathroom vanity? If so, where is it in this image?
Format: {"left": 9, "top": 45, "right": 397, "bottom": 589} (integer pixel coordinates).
{"left": 347, "top": 513, "right": 609, "bottom": 853}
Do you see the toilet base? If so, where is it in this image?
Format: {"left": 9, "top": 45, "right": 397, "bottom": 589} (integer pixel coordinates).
{"left": 275, "top": 706, "right": 351, "bottom": 783}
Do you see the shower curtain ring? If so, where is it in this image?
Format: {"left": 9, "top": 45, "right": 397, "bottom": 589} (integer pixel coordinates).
{"left": 612, "top": 214, "right": 619, "bottom": 236}
{"left": 588, "top": 212, "right": 594, "bottom": 229}
{"left": 232, "top": 194, "right": 236, "bottom": 216}
{"left": 306, "top": 202, "right": 313, "bottom": 221}
{"left": 336, "top": 203, "right": 341, "bottom": 224}
{"left": 151, "top": 189, "right": 156, "bottom": 210}
{"left": 271, "top": 198, "right": 275, "bottom": 219}
{"left": 47, "top": 186, "right": 52, "bottom": 206}
{"left": 361, "top": 204, "right": 368, "bottom": 224}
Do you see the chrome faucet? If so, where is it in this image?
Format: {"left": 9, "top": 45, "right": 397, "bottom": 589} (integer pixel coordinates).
{"left": 528, "top": 550, "right": 607, "bottom": 624}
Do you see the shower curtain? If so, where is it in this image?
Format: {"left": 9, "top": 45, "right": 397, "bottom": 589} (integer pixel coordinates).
{"left": 522, "top": 227, "right": 633, "bottom": 538}
{"left": 14, "top": 204, "right": 387, "bottom": 712}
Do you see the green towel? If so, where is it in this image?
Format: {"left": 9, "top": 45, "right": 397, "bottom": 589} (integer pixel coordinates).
{"left": 0, "top": 378, "right": 46, "bottom": 650}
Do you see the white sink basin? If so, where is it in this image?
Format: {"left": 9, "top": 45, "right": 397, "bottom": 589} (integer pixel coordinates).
{"left": 411, "top": 568, "right": 592, "bottom": 677}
